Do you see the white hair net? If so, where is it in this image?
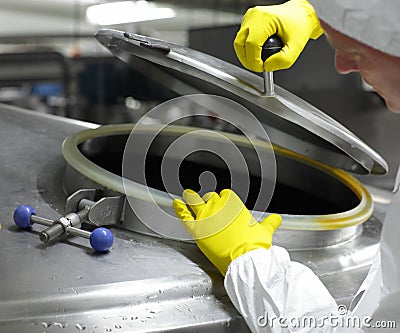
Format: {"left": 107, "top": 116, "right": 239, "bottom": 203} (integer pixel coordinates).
{"left": 308, "top": 0, "right": 400, "bottom": 58}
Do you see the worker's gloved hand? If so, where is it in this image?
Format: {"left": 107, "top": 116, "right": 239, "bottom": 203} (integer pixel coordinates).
{"left": 174, "top": 189, "right": 282, "bottom": 276}
{"left": 234, "top": 0, "right": 323, "bottom": 72}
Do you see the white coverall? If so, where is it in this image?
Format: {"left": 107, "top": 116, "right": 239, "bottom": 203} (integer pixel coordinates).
{"left": 225, "top": 192, "right": 400, "bottom": 332}
{"left": 225, "top": 1, "right": 400, "bottom": 332}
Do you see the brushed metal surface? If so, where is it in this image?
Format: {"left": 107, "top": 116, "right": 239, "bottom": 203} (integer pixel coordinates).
{"left": 0, "top": 105, "right": 246, "bottom": 332}
{"left": 0, "top": 104, "right": 384, "bottom": 332}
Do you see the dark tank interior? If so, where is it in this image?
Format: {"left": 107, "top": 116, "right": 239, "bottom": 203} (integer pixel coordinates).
{"left": 78, "top": 130, "right": 359, "bottom": 215}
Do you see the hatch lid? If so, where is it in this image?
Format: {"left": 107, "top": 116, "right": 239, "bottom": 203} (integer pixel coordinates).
{"left": 95, "top": 29, "right": 387, "bottom": 175}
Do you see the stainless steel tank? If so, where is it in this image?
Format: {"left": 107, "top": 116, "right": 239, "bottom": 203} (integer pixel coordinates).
{"left": 0, "top": 29, "right": 390, "bottom": 332}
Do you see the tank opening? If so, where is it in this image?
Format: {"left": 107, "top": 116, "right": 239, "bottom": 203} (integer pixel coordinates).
{"left": 78, "top": 132, "right": 359, "bottom": 215}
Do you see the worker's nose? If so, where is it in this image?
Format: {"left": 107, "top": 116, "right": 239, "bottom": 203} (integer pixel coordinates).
{"left": 335, "top": 51, "right": 359, "bottom": 74}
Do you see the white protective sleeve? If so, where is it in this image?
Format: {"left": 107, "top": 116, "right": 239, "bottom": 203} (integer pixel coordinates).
{"left": 224, "top": 246, "right": 339, "bottom": 333}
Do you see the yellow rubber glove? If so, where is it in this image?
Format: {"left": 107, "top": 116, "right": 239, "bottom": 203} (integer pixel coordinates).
{"left": 234, "top": 0, "right": 323, "bottom": 72}
{"left": 174, "top": 189, "right": 282, "bottom": 276}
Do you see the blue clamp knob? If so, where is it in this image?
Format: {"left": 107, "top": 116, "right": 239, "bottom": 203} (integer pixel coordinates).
{"left": 14, "top": 205, "right": 36, "bottom": 228}
{"left": 89, "top": 227, "right": 114, "bottom": 252}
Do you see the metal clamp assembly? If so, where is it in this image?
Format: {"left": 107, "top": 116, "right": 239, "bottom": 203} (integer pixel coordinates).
{"left": 13, "top": 189, "right": 124, "bottom": 252}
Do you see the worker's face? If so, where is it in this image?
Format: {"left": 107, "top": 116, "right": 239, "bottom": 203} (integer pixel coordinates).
{"left": 321, "top": 21, "right": 400, "bottom": 113}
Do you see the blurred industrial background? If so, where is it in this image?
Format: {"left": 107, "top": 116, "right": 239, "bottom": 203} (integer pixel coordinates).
{"left": 0, "top": 0, "right": 399, "bottom": 189}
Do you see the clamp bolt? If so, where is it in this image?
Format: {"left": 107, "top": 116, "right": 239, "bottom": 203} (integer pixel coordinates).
{"left": 13, "top": 205, "right": 113, "bottom": 252}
